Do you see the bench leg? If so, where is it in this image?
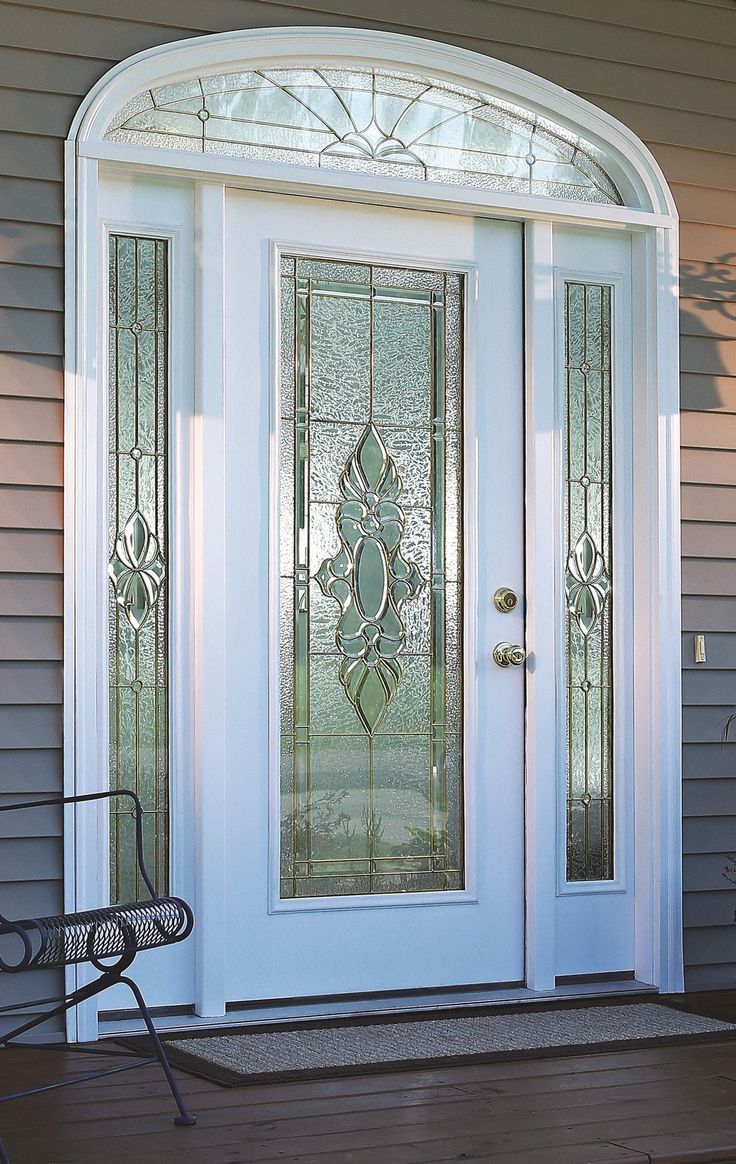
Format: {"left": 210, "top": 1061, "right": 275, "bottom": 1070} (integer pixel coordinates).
{"left": 0, "top": 1134, "right": 9, "bottom": 1164}
{"left": 118, "top": 975, "right": 196, "bottom": 1127}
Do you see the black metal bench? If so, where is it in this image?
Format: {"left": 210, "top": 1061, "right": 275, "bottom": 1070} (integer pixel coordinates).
{"left": 0, "top": 789, "right": 197, "bottom": 1163}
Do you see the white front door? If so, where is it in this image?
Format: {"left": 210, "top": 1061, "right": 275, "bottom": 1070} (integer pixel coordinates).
{"left": 217, "top": 190, "right": 526, "bottom": 1002}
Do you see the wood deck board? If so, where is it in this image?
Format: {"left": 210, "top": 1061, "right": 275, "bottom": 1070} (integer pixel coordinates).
{"left": 3, "top": 1038, "right": 736, "bottom": 1162}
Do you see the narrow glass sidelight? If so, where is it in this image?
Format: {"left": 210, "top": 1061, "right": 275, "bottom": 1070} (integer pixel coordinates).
{"left": 279, "top": 255, "right": 464, "bottom": 898}
{"left": 564, "top": 282, "right": 614, "bottom": 882}
{"left": 107, "top": 235, "right": 169, "bottom": 903}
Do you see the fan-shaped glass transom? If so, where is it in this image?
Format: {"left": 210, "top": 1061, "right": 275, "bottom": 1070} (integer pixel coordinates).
{"left": 105, "top": 67, "right": 622, "bottom": 205}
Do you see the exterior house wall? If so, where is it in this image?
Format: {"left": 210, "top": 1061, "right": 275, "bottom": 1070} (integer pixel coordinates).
{"left": 0, "top": 0, "right": 734, "bottom": 1009}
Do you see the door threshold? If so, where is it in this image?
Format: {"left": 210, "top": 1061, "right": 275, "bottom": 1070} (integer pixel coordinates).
{"left": 99, "top": 977, "right": 657, "bottom": 1037}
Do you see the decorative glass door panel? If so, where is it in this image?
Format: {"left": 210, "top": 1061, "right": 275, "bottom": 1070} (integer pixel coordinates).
{"left": 279, "top": 258, "right": 463, "bottom": 898}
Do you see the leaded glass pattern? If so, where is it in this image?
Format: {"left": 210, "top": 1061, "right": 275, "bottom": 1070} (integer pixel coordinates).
{"left": 564, "top": 282, "right": 613, "bottom": 882}
{"left": 280, "top": 255, "right": 464, "bottom": 898}
{"left": 105, "top": 68, "right": 622, "bottom": 206}
{"left": 108, "top": 235, "right": 169, "bottom": 903}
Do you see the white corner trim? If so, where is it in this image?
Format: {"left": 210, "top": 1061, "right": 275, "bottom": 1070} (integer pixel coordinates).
{"left": 67, "top": 27, "right": 676, "bottom": 219}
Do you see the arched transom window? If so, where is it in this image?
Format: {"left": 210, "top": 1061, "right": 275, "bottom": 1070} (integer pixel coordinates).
{"left": 105, "top": 66, "right": 622, "bottom": 205}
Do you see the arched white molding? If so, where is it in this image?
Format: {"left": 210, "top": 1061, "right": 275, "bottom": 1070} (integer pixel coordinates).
{"left": 69, "top": 27, "right": 676, "bottom": 221}
{"left": 64, "top": 27, "right": 683, "bottom": 1041}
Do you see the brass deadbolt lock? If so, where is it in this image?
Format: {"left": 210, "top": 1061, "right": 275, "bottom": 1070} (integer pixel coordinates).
{"left": 494, "top": 587, "right": 519, "bottom": 613}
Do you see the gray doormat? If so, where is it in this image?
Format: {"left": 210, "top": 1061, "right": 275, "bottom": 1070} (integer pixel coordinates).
{"left": 120, "top": 1001, "right": 736, "bottom": 1086}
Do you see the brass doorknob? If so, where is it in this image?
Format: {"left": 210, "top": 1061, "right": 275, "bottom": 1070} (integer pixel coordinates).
{"left": 493, "top": 642, "right": 526, "bottom": 668}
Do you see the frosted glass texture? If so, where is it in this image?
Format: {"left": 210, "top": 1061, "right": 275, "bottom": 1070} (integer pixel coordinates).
{"left": 564, "top": 282, "right": 614, "bottom": 881}
{"left": 108, "top": 235, "right": 169, "bottom": 903}
{"left": 280, "top": 256, "right": 464, "bottom": 898}
{"left": 105, "top": 68, "right": 622, "bottom": 205}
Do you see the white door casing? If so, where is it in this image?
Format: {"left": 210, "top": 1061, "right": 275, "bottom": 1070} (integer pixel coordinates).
{"left": 65, "top": 28, "right": 683, "bottom": 1038}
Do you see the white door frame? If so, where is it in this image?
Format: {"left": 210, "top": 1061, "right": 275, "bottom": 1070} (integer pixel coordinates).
{"left": 63, "top": 27, "right": 683, "bottom": 1039}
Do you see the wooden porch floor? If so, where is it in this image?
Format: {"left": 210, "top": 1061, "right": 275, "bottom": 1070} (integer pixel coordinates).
{"left": 6, "top": 1032, "right": 736, "bottom": 1163}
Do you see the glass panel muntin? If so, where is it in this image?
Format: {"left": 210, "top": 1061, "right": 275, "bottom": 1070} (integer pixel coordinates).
{"left": 277, "top": 247, "right": 467, "bottom": 902}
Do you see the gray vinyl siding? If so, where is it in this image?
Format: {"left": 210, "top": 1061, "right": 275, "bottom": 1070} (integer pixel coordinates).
{"left": 0, "top": 0, "right": 733, "bottom": 1009}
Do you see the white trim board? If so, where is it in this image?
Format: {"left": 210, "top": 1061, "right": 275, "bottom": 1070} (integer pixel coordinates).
{"left": 64, "top": 27, "right": 683, "bottom": 1040}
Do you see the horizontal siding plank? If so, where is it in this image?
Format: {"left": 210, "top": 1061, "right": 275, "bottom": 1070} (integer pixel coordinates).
{"left": 683, "top": 672, "right": 736, "bottom": 707}
{"left": 680, "top": 336, "right": 736, "bottom": 378}
{"left": 682, "top": 634, "right": 736, "bottom": 670}
{"left": 679, "top": 259, "right": 736, "bottom": 304}
{"left": 0, "top": 354, "right": 63, "bottom": 400}
{"left": 0, "top": 263, "right": 63, "bottom": 312}
{"left": 0, "top": 705, "right": 62, "bottom": 750}
{"left": 0, "top": 748, "right": 61, "bottom": 792}
{"left": 684, "top": 925, "right": 736, "bottom": 966}
{"left": 0, "top": 46, "right": 111, "bottom": 95}
{"left": 0, "top": 486, "right": 63, "bottom": 530}
{"left": 0, "top": 530, "right": 62, "bottom": 574}
{"left": 682, "top": 521, "right": 736, "bottom": 559}
{"left": 684, "top": 815, "right": 736, "bottom": 854}
{"left": 680, "top": 375, "right": 736, "bottom": 414}
{"left": 651, "top": 144, "right": 736, "bottom": 193}
{"left": 680, "top": 300, "right": 736, "bottom": 339}
{"left": 684, "top": 852, "right": 735, "bottom": 892}
{"left": 0, "top": 132, "right": 63, "bottom": 182}
{"left": 685, "top": 963, "right": 736, "bottom": 990}
{"left": 0, "top": 221, "right": 62, "bottom": 269}
{"left": 683, "top": 595, "right": 736, "bottom": 631}
{"left": 0, "top": 442, "right": 62, "bottom": 487}
{"left": 0, "top": 306, "right": 62, "bottom": 356}
{"left": 0, "top": 617, "right": 62, "bottom": 661}
{"left": 682, "top": 558, "right": 736, "bottom": 595}
{"left": 683, "top": 705, "right": 736, "bottom": 744}
{"left": 684, "top": 889, "right": 736, "bottom": 928}
{"left": 680, "top": 300, "right": 736, "bottom": 342}
{"left": 681, "top": 222, "right": 736, "bottom": 265}
{"left": 682, "top": 484, "right": 736, "bottom": 524}
{"left": 0, "top": 396, "right": 62, "bottom": 443}
{"left": 0, "top": 797, "right": 61, "bottom": 838}
{"left": 0, "top": 177, "right": 63, "bottom": 227}
{"left": 682, "top": 411, "right": 736, "bottom": 448}
{"left": 0, "top": 880, "right": 61, "bottom": 918}
{"left": 672, "top": 184, "right": 736, "bottom": 228}
{"left": 683, "top": 777, "right": 736, "bottom": 816}
{"left": 0, "top": 575, "right": 63, "bottom": 617}
{"left": 0, "top": 89, "right": 81, "bottom": 139}
{"left": 0, "top": 661, "right": 62, "bottom": 704}
{"left": 683, "top": 742, "right": 736, "bottom": 780}
{"left": 682, "top": 448, "right": 736, "bottom": 485}
{"left": 0, "top": 834, "right": 61, "bottom": 881}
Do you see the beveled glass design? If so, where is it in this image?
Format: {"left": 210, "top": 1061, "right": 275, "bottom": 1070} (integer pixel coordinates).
{"left": 564, "top": 282, "right": 613, "bottom": 882}
{"left": 105, "top": 68, "right": 622, "bottom": 206}
{"left": 280, "top": 256, "right": 464, "bottom": 898}
{"left": 108, "top": 234, "right": 169, "bottom": 903}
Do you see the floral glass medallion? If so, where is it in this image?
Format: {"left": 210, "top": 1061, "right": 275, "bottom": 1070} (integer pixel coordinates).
{"left": 105, "top": 67, "right": 622, "bottom": 205}
{"left": 315, "top": 422, "right": 425, "bottom": 734}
